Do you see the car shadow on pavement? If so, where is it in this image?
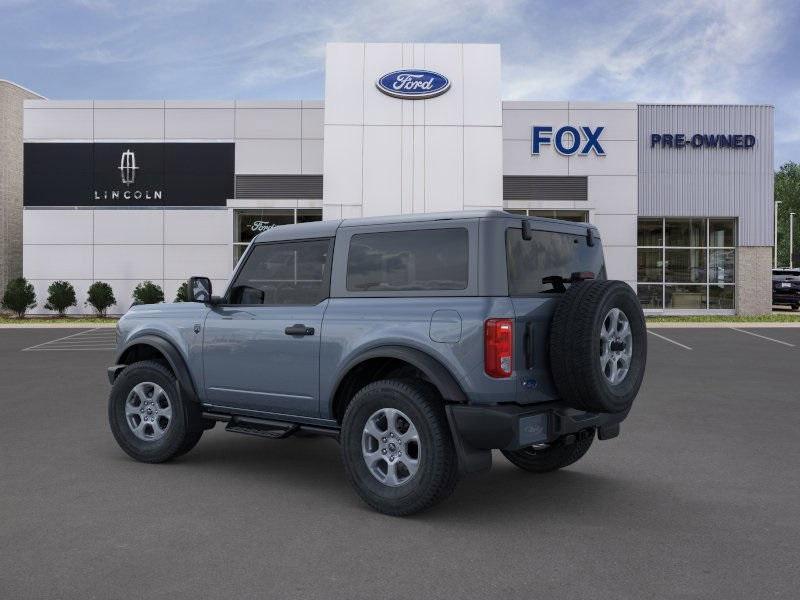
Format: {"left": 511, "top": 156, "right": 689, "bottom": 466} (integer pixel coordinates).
{"left": 100, "top": 429, "right": 677, "bottom": 525}
{"left": 102, "top": 430, "right": 351, "bottom": 493}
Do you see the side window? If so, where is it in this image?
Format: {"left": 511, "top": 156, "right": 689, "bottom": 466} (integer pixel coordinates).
{"left": 229, "top": 239, "right": 331, "bottom": 305}
{"left": 346, "top": 228, "right": 468, "bottom": 292}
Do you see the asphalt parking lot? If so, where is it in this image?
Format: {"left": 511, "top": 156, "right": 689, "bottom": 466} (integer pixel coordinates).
{"left": 1, "top": 327, "right": 798, "bottom": 599}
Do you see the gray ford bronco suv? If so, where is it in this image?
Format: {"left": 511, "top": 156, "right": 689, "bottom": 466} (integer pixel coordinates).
{"left": 108, "top": 210, "right": 647, "bottom": 515}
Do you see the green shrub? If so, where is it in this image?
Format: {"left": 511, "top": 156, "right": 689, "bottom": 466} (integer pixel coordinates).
{"left": 174, "top": 282, "right": 189, "bottom": 303}
{"left": 133, "top": 281, "right": 164, "bottom": 305}
{"left": 1, "top": 277, "right": 37, "bottom": 318}
{"left": 86, "top": 282, "right": 116, "bottom": 317}
{"left": 44, "top": 280, "right": 77, "bottom": 316}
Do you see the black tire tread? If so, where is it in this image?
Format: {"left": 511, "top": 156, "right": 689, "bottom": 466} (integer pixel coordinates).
{"left": 341, "top": 378, "right": 458, "bottom": 516}
{"left": 549, "top": 280, "right": 600, "bottom": 408}
{"left": 566, "top": 280, "right": 617, "bottom": 411}
{"left": 501, "top": 429, "right": 595, "bottom": 473}
{"left": 550, "top": 280, "right": 646, "bottom": 413}
{"left": 108, "top": 360, "right": 203, "bottom": 463}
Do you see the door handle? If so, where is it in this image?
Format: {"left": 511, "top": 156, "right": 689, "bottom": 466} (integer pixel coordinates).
{"left": 284, "top": 324, "right": 315, "bottom": 336}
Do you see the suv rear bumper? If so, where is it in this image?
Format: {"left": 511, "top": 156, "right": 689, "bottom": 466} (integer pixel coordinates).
{"left": 447, "top": 402, "right": 628, "bottom": 452}
{"left": 773, "top": 291, "right": 800, "bottom": 305}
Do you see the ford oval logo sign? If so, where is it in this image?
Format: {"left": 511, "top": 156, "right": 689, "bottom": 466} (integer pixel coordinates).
{"left": 376, "top": 69, "right": 450, "bottom": 99}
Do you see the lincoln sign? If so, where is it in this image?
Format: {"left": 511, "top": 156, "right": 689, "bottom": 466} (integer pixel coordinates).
{"left": 23, "top": 142, "right": 235, "bottom": 207}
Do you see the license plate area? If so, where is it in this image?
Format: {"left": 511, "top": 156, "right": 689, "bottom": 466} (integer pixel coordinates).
{"left": 518, "top": 413, "right": 550, "bottom": 446}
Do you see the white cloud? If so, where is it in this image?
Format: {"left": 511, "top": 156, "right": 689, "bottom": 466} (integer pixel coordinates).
{"left": 4, "top": 0, "right": 797, "bottom": 162}
{"left": 502, "top": 0, "right": 785, "bottom": 103}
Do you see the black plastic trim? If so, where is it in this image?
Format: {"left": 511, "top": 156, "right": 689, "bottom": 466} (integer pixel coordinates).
{"left": 114, "top": 335, "right": 199, "bottom": 403}
{"left": 448, "top": 402, "right": 628, "bottom": 451}
{"left": 202, "top": 410, "right": 340, "bottom": 439}
{"left": 107, "top": 364, "right": 126, "bottom": 385}
{"left": 329, "top": 345, "right": 468, "bottom": 412}
{"left": 444, "top": 405, "right": 492, "bottom": 474}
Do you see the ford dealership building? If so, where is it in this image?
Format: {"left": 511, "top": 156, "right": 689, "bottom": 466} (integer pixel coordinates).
{"left": 3, "top": 43, "right": 774, "bottom": 315}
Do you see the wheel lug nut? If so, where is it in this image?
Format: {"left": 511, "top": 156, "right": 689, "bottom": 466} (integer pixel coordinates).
{"left": 382, "top": 437, "right": 387, "bottom": 442}
{"left": 381, "top": 449, "right": 387, "bottom": 454}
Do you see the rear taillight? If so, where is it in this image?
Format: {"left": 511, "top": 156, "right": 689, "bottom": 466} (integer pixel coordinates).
{"left": 485, "top": 318, "right": 513, "bottom": 378}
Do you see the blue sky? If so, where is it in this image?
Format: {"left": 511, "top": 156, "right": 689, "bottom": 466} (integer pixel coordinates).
{"left": 2, "top": 0, "right": 799, "bottom": 166}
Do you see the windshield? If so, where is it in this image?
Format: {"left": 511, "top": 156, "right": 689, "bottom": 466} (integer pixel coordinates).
{"left": 506, "top": 227, "right": 606, "bottom": 295}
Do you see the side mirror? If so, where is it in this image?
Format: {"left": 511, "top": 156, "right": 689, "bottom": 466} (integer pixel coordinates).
{"left": 230, "top": 285, "right": 265, "bottom": 305}
{"left": 187, "top": 276, "right": 212, "bottom": 303}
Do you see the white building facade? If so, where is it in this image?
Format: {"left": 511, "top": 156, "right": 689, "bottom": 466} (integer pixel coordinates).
{"left": 17, "top": 42, "right": 773, "bottom": 315}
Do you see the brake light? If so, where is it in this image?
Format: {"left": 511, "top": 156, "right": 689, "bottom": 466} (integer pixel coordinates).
{"left": 485, "top": 318, "right": 513, "bottom": 378}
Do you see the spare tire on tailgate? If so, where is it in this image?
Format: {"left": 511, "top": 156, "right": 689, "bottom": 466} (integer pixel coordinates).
{"left": 549, "top": 280, "right": 647, "bottom": 414}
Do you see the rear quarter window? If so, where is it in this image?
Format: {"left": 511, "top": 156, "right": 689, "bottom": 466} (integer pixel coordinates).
{"left": 346, "top": 228, "right": 468, "bottom": 292}
{"left": 506, "top": 228, "right": 606, "bottom": 295}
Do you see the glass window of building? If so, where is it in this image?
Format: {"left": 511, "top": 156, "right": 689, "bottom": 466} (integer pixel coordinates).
{"left": 504, "top": 209, "right": 589, "bottom": 222}
{"left": 233, "top": 208, "right": 322, "bottom": 264}
{"left": 636, "top": 218, "right": 736, "bottom": 311}
{"left": 637, "top": 219, "right": 663, "bottom": 246}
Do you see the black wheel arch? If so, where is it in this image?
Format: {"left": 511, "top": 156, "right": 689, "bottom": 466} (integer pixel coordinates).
{"left": 329, "top": 345, "right": 468, "bottom": 423}
{"left": 112, "top": 335, "right": 200, "bottom": 404}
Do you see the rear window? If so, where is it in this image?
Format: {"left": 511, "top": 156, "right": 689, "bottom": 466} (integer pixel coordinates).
{"left": 506, "top": 228, "right": 605, "bottom": 295}
{"left": 347, "top": 228, "right": 468, "bottom": 292}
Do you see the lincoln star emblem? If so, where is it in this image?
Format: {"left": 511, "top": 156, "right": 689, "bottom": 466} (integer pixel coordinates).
{"left": 118, "top": 149, "right": 138, "bottom": 186}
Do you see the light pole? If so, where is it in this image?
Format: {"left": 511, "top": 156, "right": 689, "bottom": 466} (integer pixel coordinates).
{"left": 775, "top": 200, "right": 782, "bottom": 268}
{"left": 791, "top": 213, "right": 796, "bottom": 269}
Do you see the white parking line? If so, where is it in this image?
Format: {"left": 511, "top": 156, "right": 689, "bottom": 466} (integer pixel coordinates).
{"left": 41, "top": 341, "right": 115, "bottom": 346}
{"left": 21, "top": 328, "right": 100, "bottom": 351}
{"left": 24, "top": 347, "right": 115, "bottom": 352}
{"left": 729, "top": 327, "right": 796, "bottom": 347}
{"left": 647, "top": 330, "right": 693, "bottom": 350}
{"left": 21, "top": 328, "right": 116, "bottom": 352}
{"left": 22, "top": 346, "right": 116, "bottom": 352}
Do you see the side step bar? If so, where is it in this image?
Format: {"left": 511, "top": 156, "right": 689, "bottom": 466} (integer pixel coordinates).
{"left": 226, "top": 418, "right": 298, "bottom": 439}
{"left": 202, "top": 412, "right": 339, "bottom": 441}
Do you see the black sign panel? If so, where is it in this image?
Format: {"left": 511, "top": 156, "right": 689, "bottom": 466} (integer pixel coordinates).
{"left": 24, "top": 143, "right": 94, "bottom": 205}
{"left": 24, "top": 142, "right": 234, "bottom": 207}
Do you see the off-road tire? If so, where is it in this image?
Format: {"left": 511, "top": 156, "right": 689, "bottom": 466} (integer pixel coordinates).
{"left": 340, "top": 379, "right": 459, "bottom": 516}
{"left": 550, "top": 280, "right": 647, "bottom": 413}
{"left": 501, "top": 429, "right": 595, "bottom": 473}
{"left": 108, "top": 360, "right": 205, "bottom": 463}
